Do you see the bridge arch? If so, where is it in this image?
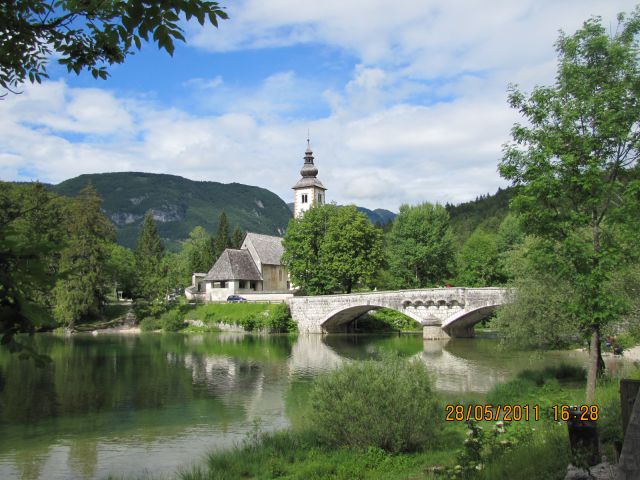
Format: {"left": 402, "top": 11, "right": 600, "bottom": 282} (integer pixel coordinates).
{"left": 320, "top": 304, "right": 423, "bottom": 333}
{"left": 441, "top": 304, "right": 500, "bottom": 337}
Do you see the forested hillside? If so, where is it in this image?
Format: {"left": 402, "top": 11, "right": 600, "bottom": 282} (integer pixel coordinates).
{"left": 446, "top": 187, "right": 514, "bottom": 244}
{"left": 52, "top": 172, "right": 293, "bottom": 249}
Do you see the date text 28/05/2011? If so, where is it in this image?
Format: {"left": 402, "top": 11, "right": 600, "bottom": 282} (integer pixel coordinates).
{"left": 444, "top": 404, "right": 599, "bottom": 422}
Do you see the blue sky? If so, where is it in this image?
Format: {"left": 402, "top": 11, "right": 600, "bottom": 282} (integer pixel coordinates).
{"left": 0, "top": 0, "right": 633, "bottom": 210}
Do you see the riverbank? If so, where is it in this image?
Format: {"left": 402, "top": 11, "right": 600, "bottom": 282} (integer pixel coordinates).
{"left": 107, "top": 359, "right": 638, "bottom": 480}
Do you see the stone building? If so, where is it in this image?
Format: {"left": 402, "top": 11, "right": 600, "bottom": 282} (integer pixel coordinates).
{"left": 186, "top": 139, "right": 326, "bottom": 302}
{"left": 200, "top": 232, "right": 292, "bottom": 301}
{"left": 292, "top": 139, "right": 327, "bottom": 218}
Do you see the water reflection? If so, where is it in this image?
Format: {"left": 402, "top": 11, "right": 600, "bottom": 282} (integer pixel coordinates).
{"left": 0, "top": 332, "right": 603, "bottom": 479}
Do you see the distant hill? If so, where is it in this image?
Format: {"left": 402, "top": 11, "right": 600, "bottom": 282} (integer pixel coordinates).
{"left": 286, "top": 203, "right": 397, "bottom": 225}
{"left": 53, "top": 172, "right": 293, "bottom": 249}
{"left": 446, "top": 187, "right": 514, "bottom": 244}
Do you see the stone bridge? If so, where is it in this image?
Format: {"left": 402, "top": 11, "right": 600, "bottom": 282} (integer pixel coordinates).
{"left": 288, "top": 287, "right": 510, "bottom": 339}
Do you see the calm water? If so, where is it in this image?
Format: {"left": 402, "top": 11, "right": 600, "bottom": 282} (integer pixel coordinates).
{"left": 0, "top": 332, "right": 621, "bottom": 479}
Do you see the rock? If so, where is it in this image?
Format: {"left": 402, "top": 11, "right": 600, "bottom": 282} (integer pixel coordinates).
{"left": 565, "top": 461, "right": 617, "bottom": 480}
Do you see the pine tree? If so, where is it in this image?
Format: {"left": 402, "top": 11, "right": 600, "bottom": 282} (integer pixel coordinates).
{"left": 214, "top": 211, "right": 231, "bottom": 257}
{"left": 134, "top": 211, "right": 164, "bottom": 300}
{"left": 53, "top": 184, "right": 115, "bottom": 328}
{"left": 232, "top": 226, "right": 244, "bottom": 249}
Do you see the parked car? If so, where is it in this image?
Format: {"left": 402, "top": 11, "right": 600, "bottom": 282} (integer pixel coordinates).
{"left": 227, "top": 295, "right": 247, "bottom": 303}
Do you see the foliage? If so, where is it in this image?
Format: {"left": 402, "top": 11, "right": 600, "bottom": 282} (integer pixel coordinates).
{"left": 214, "top": 211, "right": 231, "bottom": 259}
{"left": 308, "top": 355, "right": 441, "bottom": 453}
{"left": 182, "top": 226, "right": 216, "bottom": 276}
{"left": 456, "top": 229, "right": 505, "bottom": 287}
{"left": 231, "top": 225, "right": 244, "bottom": 249}
{"left": 283, "top": 204, "right": 384, "bottom": 294}
{"left": 499, "top": 8, "right": 640, "bottom": 401}
{"left": 139, "top": 316, "right": 161, "bottom": 332}
{"left": 105, "top": 243, "right": 137, "bottom": 299}
{"left": 185, "top": 302, "right": 295, "bottom": 333}
{"left": 159, "top": 309, "right": 185, "bottom": 332}
{"left": 180, "top": 429, "right": 457, "bottom": 480}
{"left": 0, "top": 182, "right": 63, "bottom": 361}
{"left": 0, "top": 0, "right": 228, "bottom": 95}
{"left": 134, "top": 211, "right": 164, "bottom": 300}
{"left": 445, "top": 420, "right": 525, "bottom": 479}
{"left": 52, "top": 185, "right": 116, "bottom": 329}
{"left": 354, "top": 308, "right": 421, "bottom": 332}
{"left": 52, "top": 173, "right": 293, "bottom": 250}
{"left": 446, "top": 187, "right": 515, "bottom": 246}
{"left": 387, "top": 202, "right": 455, "bottom": 288}
{"left": 265, "top": 303, "right": 296, "bottom": 333}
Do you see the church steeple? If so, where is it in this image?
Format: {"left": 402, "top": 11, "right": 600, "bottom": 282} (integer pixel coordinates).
{"left": 292, "top": 136, "right": 327, "bottom": 218}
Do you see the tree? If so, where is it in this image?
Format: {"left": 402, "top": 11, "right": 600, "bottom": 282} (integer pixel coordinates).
{"left": 0, "top": 0, "right": 228, "bottom": 95}
{"left": 53, "top": 185, "right": 116, "bottom": 328}
{"left": 456, "top": 229, "right": 505, "bottom": 287}
{"left": 387, "top": 203, "right": 455, "bottom": 288}
{"left": 499, "top": 8, "right": 640, "bottom": 402}
{"left": 105, "top": 243, "right": 137, "bottom": 299}
{"left": 282, "top": 204, "right": 383, "bottom": 294}
{"left": 183, "top": 226, "right": 215, "bottom": 275}
{"left": 214, "top": 211, "right": 230, "bottom": 258}
{"left": 134, "top": 211, "right": 164, "bottom": 300}
{"left": 0, "top": 182, "right": 64, "bottom": 361}
{"left": 232, "top": 225, "right": 244, "bottom": 249}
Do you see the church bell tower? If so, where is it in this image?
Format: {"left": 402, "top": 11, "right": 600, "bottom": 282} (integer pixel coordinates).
{"left": 292, "top": 138, "right": 327, "bottom": 218}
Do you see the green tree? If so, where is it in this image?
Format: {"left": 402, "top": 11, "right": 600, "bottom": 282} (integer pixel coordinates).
{"left": 283, "top": 204, "right": 383, "bottom": 294}
{"left": 134, "top": 211, "right": 164, "bottom": 300}
{"left": 456, "top": 229, "right": 505, "bottom": 287}
{"left": 387, "top": 203, "right": 455, "bottom": 288}
{"left": 0, "top": 0, "right": 228, "bottom": 95}
{"left": 105, "top": 243, "right": 137, "bottom": 299}
{"left": 183, "top": 226, "right": 215, "bottom": 275}
{"left": 499, "top": 8, "right": 640, "bottom": 402}
{"left": 0, "top": 182, "right": 64, "bottom": 360}
{"left": 214, "top": 211, "right": 230, "bottom": 258}
{"left": 53, "top": 185, "right": 116, "bottom": 328}
{"left": 232, "top": 225, "right": 244, "bottom": 249}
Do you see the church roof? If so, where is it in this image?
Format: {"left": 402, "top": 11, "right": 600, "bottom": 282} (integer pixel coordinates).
{"left": 292, "top": 140, "right": 326, "bottom": 190}
{"left": 204, "top": 249, "right": 262, "bottom": 281}
{"left": 244, "top": 232, "right": 284, "bottom": 265}
{"left": 292, "top": 177, "right": 326, "bottom": 189}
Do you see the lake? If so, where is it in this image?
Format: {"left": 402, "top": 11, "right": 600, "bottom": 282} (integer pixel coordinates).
{"left": 0, "top": 332, "right": 621, "bottom": 479}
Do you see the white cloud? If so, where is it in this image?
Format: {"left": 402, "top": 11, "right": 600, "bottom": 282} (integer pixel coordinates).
{"left": 1, "top": 1, "right": 635, "bottom": 211}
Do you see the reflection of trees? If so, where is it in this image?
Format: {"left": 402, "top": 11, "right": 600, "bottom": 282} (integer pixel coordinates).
{"left": 321, "top": 334, "right": 423, "bottom": 360}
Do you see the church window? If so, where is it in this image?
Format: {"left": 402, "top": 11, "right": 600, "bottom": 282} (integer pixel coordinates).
{"left": 301, "top": 193, "right": 308, "bottom": 203}
{"left": 317, "top": 193, "right": 323, "bottom": 204}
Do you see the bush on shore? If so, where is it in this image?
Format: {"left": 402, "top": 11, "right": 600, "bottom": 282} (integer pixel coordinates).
{"left": 308, "top": 354, "right": 441, "bottom": 453}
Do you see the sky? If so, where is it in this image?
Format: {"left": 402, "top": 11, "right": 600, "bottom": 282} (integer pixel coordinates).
{"left": 0, "top": 0, "right": 634, "bottom": 211}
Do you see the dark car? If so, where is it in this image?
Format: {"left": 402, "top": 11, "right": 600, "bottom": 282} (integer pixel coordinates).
{"left": 227, "top": 295, "right": 247, "bottom": 303}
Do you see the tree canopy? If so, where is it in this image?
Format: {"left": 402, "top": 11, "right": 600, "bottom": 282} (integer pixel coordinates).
{"left": 386, "top": 203, "right": 454, "bottom": 289}
{"left": 498, "top": 7, "right": 640, "bottom": 401}
{"left": 0, "top": 0, "right": 228, "bottom": 94}
{"left": 283, "top": 204, "right": 383, "bottom": 294}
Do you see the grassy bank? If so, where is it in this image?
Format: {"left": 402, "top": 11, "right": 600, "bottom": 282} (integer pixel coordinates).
{"left": 138, "top": 302, "right": 296, "bottom": 333}
{"left": 173, "top": 362, "right": 637, "bottom": 480}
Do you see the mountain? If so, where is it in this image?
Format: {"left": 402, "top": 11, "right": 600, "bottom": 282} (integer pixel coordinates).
{"left": 355, "top": 207, "right": 397, "bottom": 226}
{"left": 446, "top": 187, "right": 514, "bottom": 243}
{"left": 52, "top": 172, "right": 293, "bottom": 249}
{"left": 286, "top": 203, "right": 397, "bottom": 225}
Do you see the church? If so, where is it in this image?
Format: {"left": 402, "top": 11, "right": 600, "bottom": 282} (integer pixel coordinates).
{"left": 186, "top": 140, "right": 326, "bottom": 302}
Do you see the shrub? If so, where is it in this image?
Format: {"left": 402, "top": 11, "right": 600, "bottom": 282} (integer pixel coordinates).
{"left": 308, "top": 355, "right": 441, "bottom": 453}
{"left": 139, "top": 316, "right": 161, "bottom": 332}
{"left": 160, "top": 309, "right": 185, "bottom": 332}
{"left": 266, "top": 304, "right": 296, "bottom": 333}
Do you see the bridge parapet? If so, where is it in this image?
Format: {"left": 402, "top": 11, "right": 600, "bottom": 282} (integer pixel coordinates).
{"left": 288, "top": 288, "right": 510, "bottom": 336}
